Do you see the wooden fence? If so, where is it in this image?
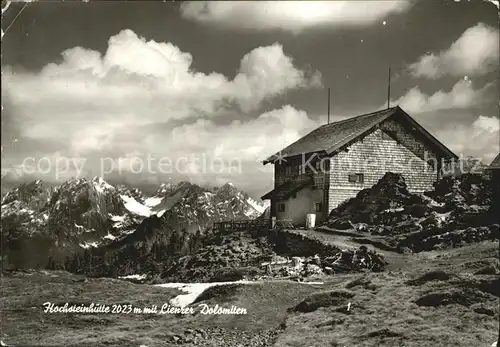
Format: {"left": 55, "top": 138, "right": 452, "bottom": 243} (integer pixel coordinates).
{"left": 213, "top": 219, "right": 294, "bottom": 233}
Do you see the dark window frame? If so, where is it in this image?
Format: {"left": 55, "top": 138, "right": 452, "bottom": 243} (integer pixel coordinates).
{"left": 315, "top": 202, "right": 322, "bottom": 212}
{"left": 315, "top": 160, "right": 322, "bottom": 171}
{"left": 348, "top": 173, "right": 364, "bottom": 183}
{"left": 278, "top": 203, "right": 285, "bottom": 212}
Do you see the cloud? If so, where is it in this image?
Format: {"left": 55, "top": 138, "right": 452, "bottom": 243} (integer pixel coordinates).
{"left": 5, "top": 30, "right": 320, "bottom": 115}
{"left": 2, "top": 29, "right": 321, "bottom": 156}
{"left": 381, "top": 78, "right": 498, "bottom": 163}
{"left": 161, "top": 105, "right": 322, "bottom": 162}
{"left": 473, "top": 115, "right": 500, "bottom": 133}
{"left": 389, "top": 79, "right": 492, "bottom": 114}
{"left": 1, "top": 103, "right": 325, "bottom": 197}
{"left": 435, "top": 114, "right": 499, "bottom": 163}
{"left": 408, "top": 23, "right": 499, "bottom": 79}
{"left": 112, "top": 104, "right": 323, "bottom": 182}
{"left": 2, "top": 30, "right": 324, "bottom": 196}
{"left": 179, "top": 1, "right": 410, "bottom": 33}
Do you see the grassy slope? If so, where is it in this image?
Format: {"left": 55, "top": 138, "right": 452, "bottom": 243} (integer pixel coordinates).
{"left": 1, "top": 241, "right": 498, "bottom": 347}
{"left": 275, "top": 240, "right": 499, "bottom": 347}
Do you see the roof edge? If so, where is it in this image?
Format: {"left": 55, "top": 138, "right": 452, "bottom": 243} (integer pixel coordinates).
{"left": 263, "top": 107, "right": 399, "bottom": 164}
{"left": 395, "top": 106, "right": 458, "bottom": 160}
{"left": 324, "top": 108, "right": 395, "bottom": 155}
{"left": 262, "top": 150, "right": 328, "bottom": 165}
{"left": 485, "top": 153, "right": 500, "bottom": 170}
{"left": 262, "top": 105, "right": 458, "bottom": 164}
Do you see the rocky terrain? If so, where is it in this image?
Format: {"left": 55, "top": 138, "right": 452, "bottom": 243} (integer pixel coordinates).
{"left": 156, "top": 226, "right": 389, "bottom": 284}
{"left": 325, "top": 172, "right": 499, "bottom": 253}
{"left": 1, "top": 178, "right": 268, "bottom": 274}
{"left": 1, "top": 177, "right": 137, "bottom": 269}
{"left": 3, "top": 171, "right": 495, "bottom": 284}
{"left": 1, "top": 240, "right": 497, "bottom": 346}
{"left": 1, "top": 171, "right": 498, "bottom": 346}
{"left": 160, "top": 232, "right": 275, "bottom": 283}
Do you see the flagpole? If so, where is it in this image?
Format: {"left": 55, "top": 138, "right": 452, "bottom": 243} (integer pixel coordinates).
{"left": 387, "top": 67, "right": 391, "bottom": 109}
{"left": 327, "top": 87, "right": 331, "bottom": 124}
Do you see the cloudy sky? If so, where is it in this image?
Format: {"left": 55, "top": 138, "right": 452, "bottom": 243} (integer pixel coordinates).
{"left": 1, "top": 0, "right": 499, "bottom": 197}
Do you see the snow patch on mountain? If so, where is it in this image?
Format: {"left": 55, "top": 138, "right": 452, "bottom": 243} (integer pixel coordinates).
{"left": 155, "top": 281, "right": 251, "bottom": 308}
{"left": 232, "top": 191, "right": 268, "bottom": 218}
{"left": 2, "top": 177, "right": 268, "bottom": 271}
{"left": 156, "top": 281, "right": 325, "bottom": 308}
{"left": 103, "top": 233, "right": 117, "bottom": 241}
{"left": 110, "top": 214, "right": 126, "bottom": 222}
{"left": 92, "top": 176, "right": 114, "bottom": 193}
{"left": 247, "top": 197, "right": 268, "bottom": 214}
{"left": 156, "top": 182, "right": 175, "bottom": 196}
{"left": 74, "top": 223, "right": 92, "bottom": 233}
{"left": 144, "top": 196, "right": 163, "bottom": 207}
{"left": 79, "top": 241, "right": 100, "bottom": 249}
{"left": 119, "top": 274, "right": 148, "bottom": 280}
{"left": 156, "top": 209, "right": 167, "bottom": 217}
{"left": 109, "top": 214, "right": 127, "bottom": 229}
{"left": 120, "top": 195, "right": 152, "bottom": 217}
{"left": 119, "top": 194, "right": 172, "bottom": 220}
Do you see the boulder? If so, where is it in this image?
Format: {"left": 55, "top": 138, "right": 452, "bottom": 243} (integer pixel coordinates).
{"left": 324, "top": 172, "right": 494, "bottom": 253}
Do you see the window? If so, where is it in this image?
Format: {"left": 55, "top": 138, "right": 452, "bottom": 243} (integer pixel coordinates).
{"left": 285, "top": 166, "right": 292, "bottom": 177}
{"left": 284, "top": 163, "right": 300, "bottom": 177}
{"left": 315, "top": 161, "right": 322, "bottom": 172}
{"left": 348, "top": 173, "right": 364, "bottom": 183}
{"left": 315, "top": 202, "right": 322, "bottom": 212}
{"left": 321, "top": 160, "right": 330, "bottom": 172}
{"left": 278, "top": 203, "right": 285, "bottom": 212}
{"left": 426, "top": 159, "right": 437, "bottom": 171}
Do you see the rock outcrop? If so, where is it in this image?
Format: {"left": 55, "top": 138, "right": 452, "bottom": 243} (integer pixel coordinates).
{"left": 325, "top": 172, "right": 497, "bottom": 252}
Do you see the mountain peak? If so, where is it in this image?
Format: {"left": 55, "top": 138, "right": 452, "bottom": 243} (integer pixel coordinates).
{"left": 91, "top": 176, "right": 114, "bottom": 193}
{"left": 217, "top": 182, "right": 239, "bottom": 195}
{"left": 1, "top": 178, "right": 51, "bottom": 205}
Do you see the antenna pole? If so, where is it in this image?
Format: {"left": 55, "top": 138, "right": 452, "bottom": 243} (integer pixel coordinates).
{"left": 327, "top": 87, "right": 331, "bottom": 124}
{"left": 387, "top": 67, "right": 391, "bottom": 109}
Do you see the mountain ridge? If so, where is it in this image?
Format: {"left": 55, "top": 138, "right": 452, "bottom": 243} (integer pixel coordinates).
{"left": 1, "top": 177, "right": 269, "bottom": 273}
